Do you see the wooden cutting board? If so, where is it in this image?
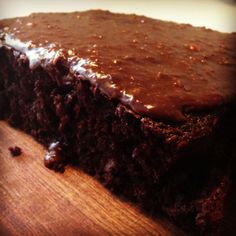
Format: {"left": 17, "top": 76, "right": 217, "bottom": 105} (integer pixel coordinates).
{"left": 0, "top": 121, "right": 184, "bottom": 236}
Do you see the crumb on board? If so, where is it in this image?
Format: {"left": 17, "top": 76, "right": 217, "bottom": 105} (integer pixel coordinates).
{"left": 44, "top": 141, "right": 66, "bottom": 173}
{"left": 8, "top": 146, "right": 22, "bottom": 157}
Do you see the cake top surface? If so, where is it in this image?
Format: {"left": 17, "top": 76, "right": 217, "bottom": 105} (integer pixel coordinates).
{"left": 0, "top": 10, "right": 235, "bottom": 122}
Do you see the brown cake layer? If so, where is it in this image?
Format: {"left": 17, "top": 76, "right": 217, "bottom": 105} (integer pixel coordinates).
{"left": 0, "top": 11, "right": 235, "bottom": 235}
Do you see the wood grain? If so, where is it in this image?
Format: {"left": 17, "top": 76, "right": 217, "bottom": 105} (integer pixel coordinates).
{"left": 0, "top": 121, "right": 184, "bottom": 236}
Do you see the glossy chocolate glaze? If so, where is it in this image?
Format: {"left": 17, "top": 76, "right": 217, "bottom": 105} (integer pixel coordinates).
{"left": 0, "top": 10, "right": 236, "bottom": 122}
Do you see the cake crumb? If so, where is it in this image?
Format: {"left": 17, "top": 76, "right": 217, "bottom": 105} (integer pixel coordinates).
{"left": 8, "top": 146, "right": 22, "bottom": 157}
{"left": 44, "top": 141, "right": 66, "bottom": 173}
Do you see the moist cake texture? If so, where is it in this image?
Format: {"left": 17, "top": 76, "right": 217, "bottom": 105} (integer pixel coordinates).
{"left": 0, "top": 10, "right": 235, "bottom": 235}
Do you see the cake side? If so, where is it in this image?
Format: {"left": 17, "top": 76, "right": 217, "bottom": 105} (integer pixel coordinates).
{"left": 0, "top": 45, "right": 235, "bottom": 235}
{"left": 0, "top": 11, "right": 235, "bottom": 235}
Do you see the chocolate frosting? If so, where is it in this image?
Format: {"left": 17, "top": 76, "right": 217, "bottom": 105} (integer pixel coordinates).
{"left": 0, "top": 10, "right": 235, "bottom": 122}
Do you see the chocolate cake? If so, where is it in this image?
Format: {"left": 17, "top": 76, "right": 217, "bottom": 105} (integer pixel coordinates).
{"left": 0, "top": 10, "right": 235, "bottom": 235}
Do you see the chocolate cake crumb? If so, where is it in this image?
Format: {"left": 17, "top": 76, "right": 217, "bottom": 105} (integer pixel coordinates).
{"left": 44, "top": 141, "right": 66, "bottom": 173}
{"left": 8, "top": 146, "right": 22, "bottom": 157}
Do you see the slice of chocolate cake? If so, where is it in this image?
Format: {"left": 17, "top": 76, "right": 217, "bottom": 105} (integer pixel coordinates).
{"left": 0, "top": 10, "right": 235, "bottom": 235}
